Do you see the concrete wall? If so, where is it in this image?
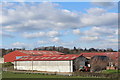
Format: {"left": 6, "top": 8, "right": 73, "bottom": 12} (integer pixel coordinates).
{"left": 14, "top": 60, "right": 73, "bottom": 72}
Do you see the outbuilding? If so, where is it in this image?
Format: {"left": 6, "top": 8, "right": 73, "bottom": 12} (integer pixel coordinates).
{"left": 90, "top": 55, "right": 110, "bottom": 72}
{"left": 81, "top": 52, "right": 120, "bottom": 70}
{"left": 14, "top": 54, "right": 88, "bottom": 72}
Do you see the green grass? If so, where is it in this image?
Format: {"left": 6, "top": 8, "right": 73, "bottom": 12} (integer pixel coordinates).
{"left": 101, "top": 70, "right": 120, "bottom": 74}
{"left": 0, "top": 64, "right": 2, "bottom": 67}
{"left": 2, "top": 71, "right": 101, "bottom": 78}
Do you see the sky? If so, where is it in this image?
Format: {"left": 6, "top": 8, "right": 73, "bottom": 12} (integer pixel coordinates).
{"left": 0, "top": 1, "right": 119, "bottom": 50}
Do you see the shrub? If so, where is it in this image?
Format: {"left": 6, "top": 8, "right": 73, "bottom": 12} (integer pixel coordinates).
{"left": 2, "top": 62, "right": 14, "bottom": 67}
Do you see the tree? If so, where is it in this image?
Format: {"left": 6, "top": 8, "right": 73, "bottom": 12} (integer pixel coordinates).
{"left": 89, "top": 48, "right": 96, "bottom": 52}
{"left": 84, "top": 48, "right": 88, "bottom": 52}
{"left": 22, "top": 48, "right": 25, "bottom": 50}
{"left": 118, "top": 49, "right": 120, "bottom": 52}
{"left": 74, "top": 46, "right": 77, "bottom": 50}
{"left": 106, "top": 48, "right": 113, "bottom": 52}
{"left": 79, "top": 48, "right": 83, "bottom": 52}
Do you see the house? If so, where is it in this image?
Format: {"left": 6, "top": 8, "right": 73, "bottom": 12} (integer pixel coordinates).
{"left": 14, "top": 54, "right": 88, "bottom": 72}
{"left": 4, "top": 50, "right": 64, "bottom": 62}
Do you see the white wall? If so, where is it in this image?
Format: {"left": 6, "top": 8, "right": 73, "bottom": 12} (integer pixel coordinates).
{"left": 0, "top": 58, "right": 4, "bottom": 63}
{"left": 14, "top": 60, "right": 73, "bottom": 72}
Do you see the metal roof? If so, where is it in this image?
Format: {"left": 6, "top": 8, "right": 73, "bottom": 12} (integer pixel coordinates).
{"left": 15, "top": 54, "right": 81, "bottom": 61}
{"left": 18, "top": 50, "right": 64, "bottom": 55}
{"left": 4, "top": 50, "right": 64, "bottom": 62}
{"left": 81, "top": 52, "right": 119, "bottom": 60}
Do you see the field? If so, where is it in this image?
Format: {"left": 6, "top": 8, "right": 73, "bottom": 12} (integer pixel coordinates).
{"left": 2, "top": 71, "right": 102, "bottom": 78}
{"left": 101, "top": 70, "right": 120, "bottom": 74}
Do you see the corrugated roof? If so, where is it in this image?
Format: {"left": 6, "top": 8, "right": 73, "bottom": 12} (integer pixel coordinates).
{"left": 81, "top": 52, "right": 119, "bottom": 60}
{"left": 4, "top": 50, "right": 64, "bottom": 62}
{"left": 15, "top": 54, "right": 81, "bottom": 61}
{"left": 17, "top": 50, "right": 64, "bottom": 55}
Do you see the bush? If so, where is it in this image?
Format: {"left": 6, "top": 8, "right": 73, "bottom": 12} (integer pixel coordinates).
{"left": 2, "top": 62, "right": 14, "bottom": 67}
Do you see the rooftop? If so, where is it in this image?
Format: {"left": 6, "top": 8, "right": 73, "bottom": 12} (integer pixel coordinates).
{"left": 15, "top": 54, "right": 81, "bottom": 61}
{"left": 15, "top": 50, "right": 64, "bottom": 55}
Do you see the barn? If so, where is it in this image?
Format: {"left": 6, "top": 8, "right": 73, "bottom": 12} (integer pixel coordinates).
{"left": 14, "top": 54, "right": 88, "bottom": 72}
{"left": 4, "top": 50, "right": 64, "bottom": 62}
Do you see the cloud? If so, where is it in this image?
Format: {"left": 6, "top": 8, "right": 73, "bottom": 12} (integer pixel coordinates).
{"left": 37, "top": 40, "right": 48, "bottom": 44}
{"left": 2, "top": 2, "right": 117, "bottom": 33}
{"left": 91, "top": 2, "right": 116, "bottom": 9}
{"left": 73, "top": 29, "right": 81, "bottom": 35}
{"left": 22, "top": 30, "right": 60, "bottom": 38}
{"left": 2, "top": 2, "right": 81, "bottom": 32}
{"left": 107, "top": 39, "right": 118, "bottom": 42}
{"left": 50, "top": 37, "right": 60, "bottom": 42}
{"left": 11, "top": 42, "right": 28, "bottom": 48}
{"left": 0, "top": 31, "right": 14, "bottom": 38}
{"left": 81, "top": 12, "right": 117, "bottom": 27}
{"left": 80, "top": 36, "right": 99, "bottom": 41}
{"left": 91, "top": 0, "right": 117, "bottom": 9}
{"left": 23, "top": 32, "right": 45, "bottom": 38}
{"left": 47, "top": 31, "right": 60, "bottom": 37}
{"left": 73, "top": 27, "right": 117, "bottom": 38}
{"left": 86, "top": 8, "right": 106, "bottom": 15}
{"left": 11, "top": 42, "right": 35, "bottom": 49}
{"left": 1, "top": 2, "right": 118, "bottom": 50}
{"left": 97, "top": 42, "right": 118, "bottom": 50}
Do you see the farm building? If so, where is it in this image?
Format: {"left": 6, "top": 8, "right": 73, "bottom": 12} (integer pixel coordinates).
{"left": 14, "top": 54, "right": 88, "bottom": 72}
{"left": 81, "top": 52, "right": 119, "bottom": 60}
{"left": 4, "top": 50, "right": 64, "bottom": 62}
{"left": 90, "top": 55, "right": 110, "bottom": 72}
{"left": 81, "top": 52, "right": 120, "bottom": 70}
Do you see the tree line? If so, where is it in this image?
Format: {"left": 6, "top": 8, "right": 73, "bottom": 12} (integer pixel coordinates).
{"left": 0, "top": 46, "right": 118, "bottom": 57}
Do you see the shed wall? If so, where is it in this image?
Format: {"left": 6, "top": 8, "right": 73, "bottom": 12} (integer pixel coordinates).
{"left": 14, "top": 60, "right": 73, "bottom": 72}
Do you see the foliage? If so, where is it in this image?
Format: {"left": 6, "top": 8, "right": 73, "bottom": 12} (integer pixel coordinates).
{"left": 2, "top": 62, "right": 14, "bottom": 67}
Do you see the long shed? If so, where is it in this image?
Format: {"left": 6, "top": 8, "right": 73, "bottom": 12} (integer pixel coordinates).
{"left": 14, "top": 54, "right": 88, "bottom": 72}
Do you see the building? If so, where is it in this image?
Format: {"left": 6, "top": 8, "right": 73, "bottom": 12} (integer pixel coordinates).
{"left": 81, "top": 52, "right": 120, "bottom": 70}
{"left": 90, "top": 55, "right": 110, "bottom": 72}
{"left": 4, "top": 50, "right": 64, "bottom": 62}
{"left": 14, "top": 54, "right": 88, "bottom": 72}
{"left": 81, "top": 52, "right": 119, "bottom": 60}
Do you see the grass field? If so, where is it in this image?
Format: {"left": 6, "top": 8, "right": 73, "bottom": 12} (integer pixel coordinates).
{"left": 0, "top": 64, "right": 2, "bottom": 80}
{"left": 2, "top": 71, "right": 102, "bottom": 78}
{"left": 101, "top": 70, "right": 120, "bottom": 74}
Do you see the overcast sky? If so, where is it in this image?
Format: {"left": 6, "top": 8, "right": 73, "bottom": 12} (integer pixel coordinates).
{"left": 0, "top": 1, "right": 118, "bottom": 50}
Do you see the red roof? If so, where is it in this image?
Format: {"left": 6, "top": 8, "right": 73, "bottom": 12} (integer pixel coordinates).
{"left": 81, "top": 52, "right": 119, "bottom": 60}
{"left": 4, "top": 50, "right": 30, "bottom": 62}
{"left": 15, "top": 54, "right": 81, "bottom": 61}
{"left": 18, "top": 50, "right": 64, "bottom": 55}
{"left": 4, "top": 50, "right": 64, "bottom": 62}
